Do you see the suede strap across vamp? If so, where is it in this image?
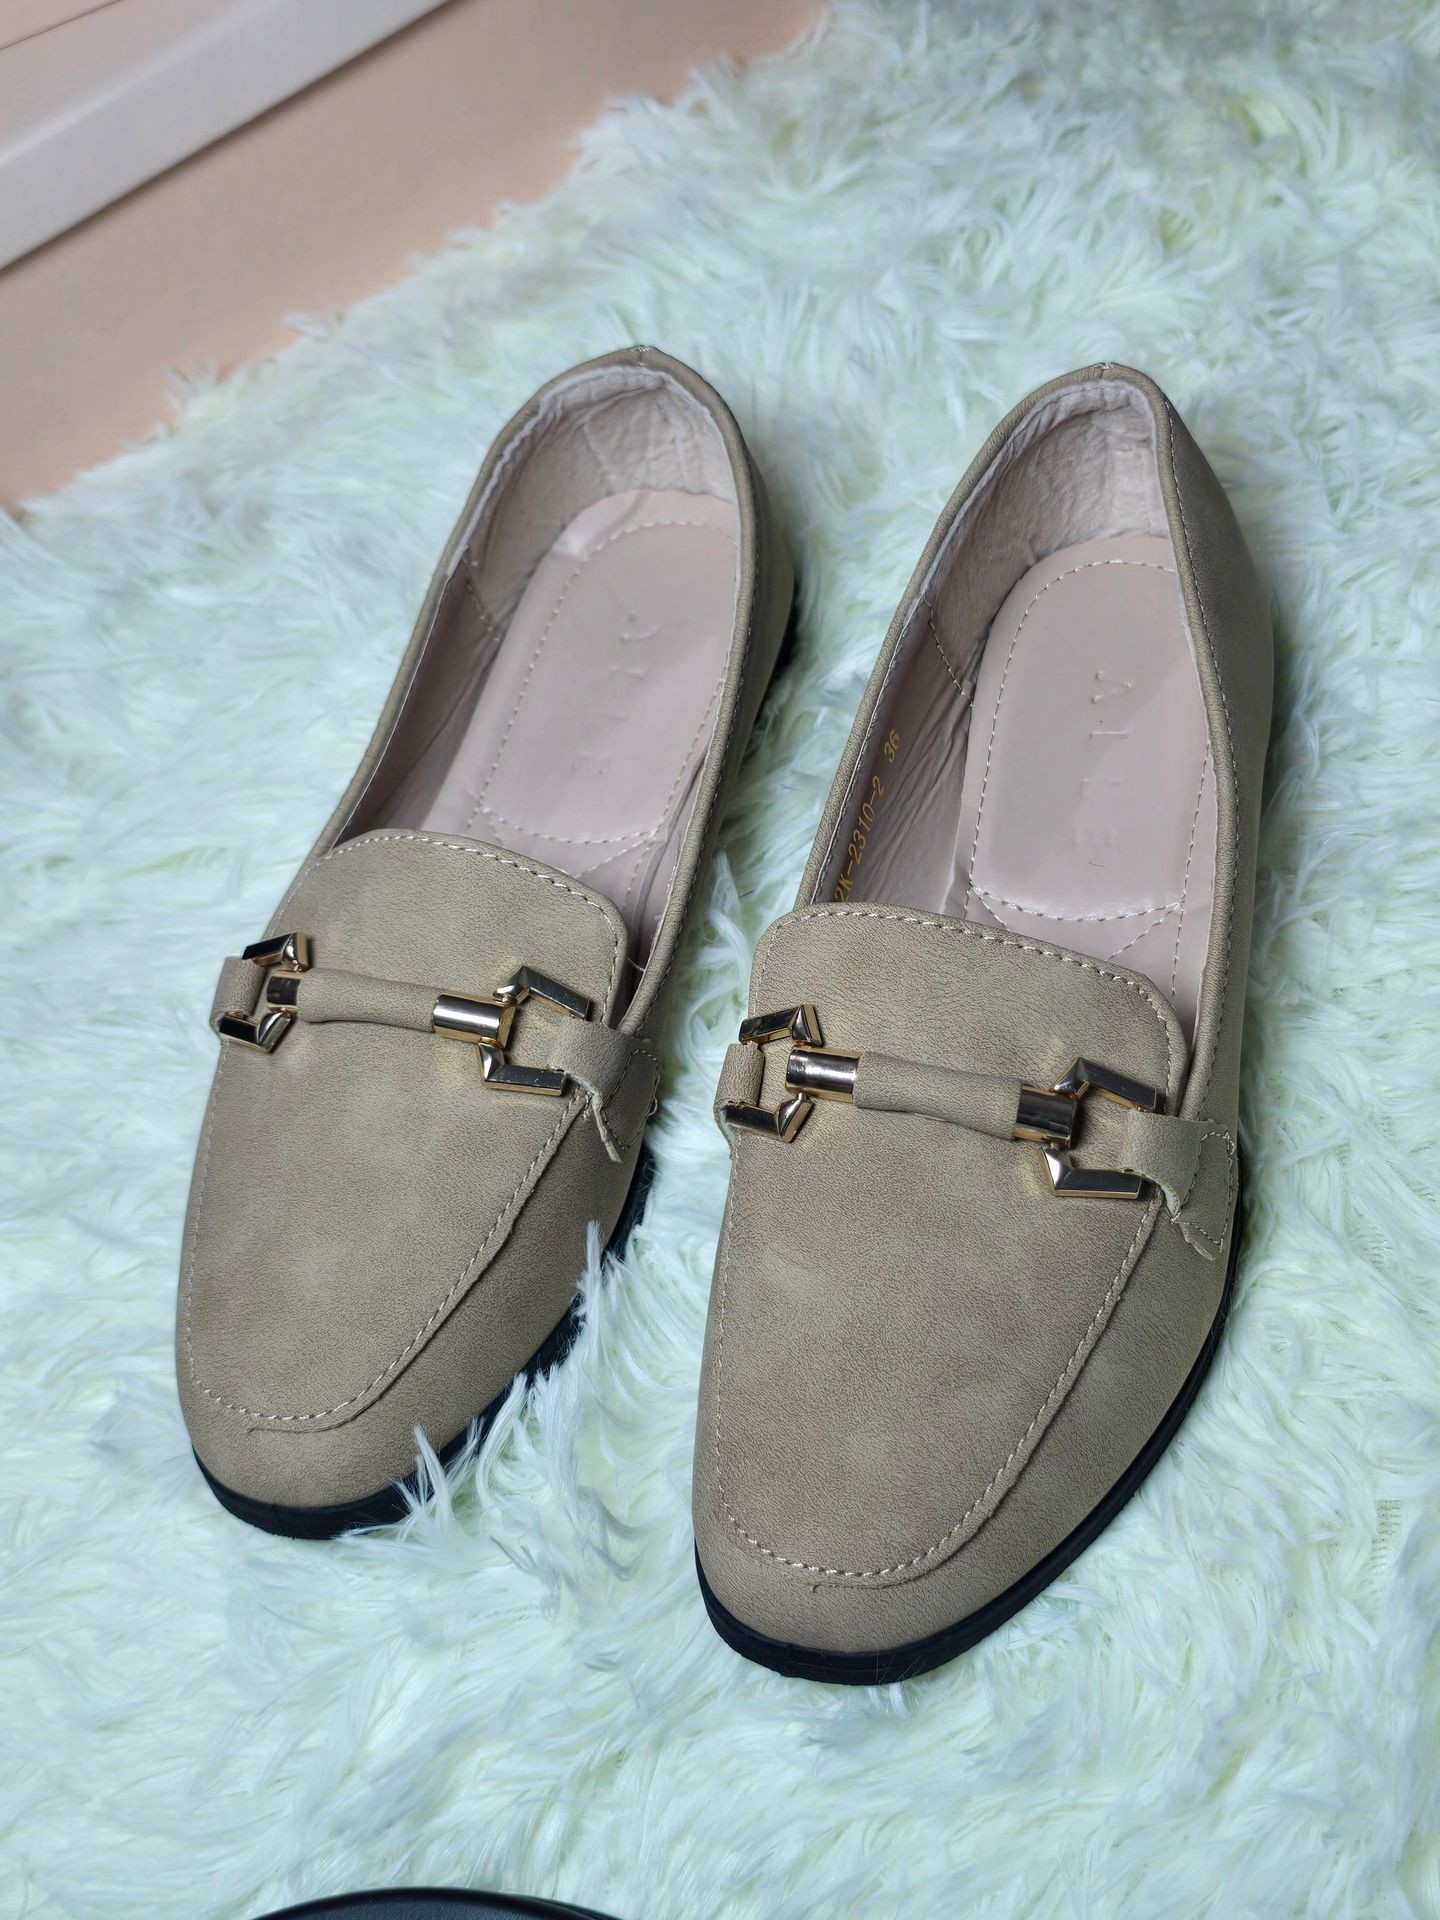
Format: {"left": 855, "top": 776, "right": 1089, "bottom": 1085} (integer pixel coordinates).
{"left": 212, "top": 955, "right": 657, "bottom": 1162}
{"left": 715, "top": 1033, "right": 1231, "bottom": 1252}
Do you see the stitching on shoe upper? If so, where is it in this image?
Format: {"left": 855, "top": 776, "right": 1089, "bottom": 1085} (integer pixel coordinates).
{"left": 961, "top": 558, "right": 1176, "bottom": 924}
{"left": 1171, "top": 1123, "right": 1237, "bottom": 1254}
{"left": 711, "top": 905, "right": 1180, "bottom": 1582}
{"left": 274, "top": 833, "right": 625, "bottom": 1007}
{"left": 592, "top": 1037, "right": 662, "bottom": 1160}
{"left": 716, "top": 1168, "right": 1159, "bottom": 1583}
{"left": 753, "top": 907, "right": 1180, "bottom": 1092}
{"left": 185, "top": 831, "right": 626, "bottom": 1424}
{"left": 183, "top": 1093, "right": 583, "bottom": 1423}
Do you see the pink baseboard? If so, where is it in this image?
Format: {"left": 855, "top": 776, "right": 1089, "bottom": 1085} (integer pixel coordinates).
{"left": 0, "top": 0, "right": 819, "bottom": 507}
{"left": 0, "top": 1, "right": 452, "bottom": 267}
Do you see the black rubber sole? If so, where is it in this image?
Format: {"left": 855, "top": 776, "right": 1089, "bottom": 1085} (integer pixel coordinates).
{"left": 773, "top": 585, "right": 802, "bottom": 679}
{"left": 196, "top": 1145, "right": 655, "bottom": 1540}
{"left": 697, "top": 1184, "right": 1243, "bottom": 1684}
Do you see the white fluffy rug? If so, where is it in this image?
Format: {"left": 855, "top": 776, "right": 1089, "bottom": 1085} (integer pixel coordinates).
{"left": 3, "top": 3, "right": 1438, "bottom": 1915}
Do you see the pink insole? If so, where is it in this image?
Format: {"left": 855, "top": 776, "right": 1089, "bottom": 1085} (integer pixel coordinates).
{"left": 420, "top": 487, "right": 737, "bottom": 955}
{"left": 954, "top": 534, "right": 1214, "bottom": 1035}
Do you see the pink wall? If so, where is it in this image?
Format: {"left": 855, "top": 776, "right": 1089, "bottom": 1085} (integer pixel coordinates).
{"left": 0, "top": 0, "right": 820, "bottom": 506}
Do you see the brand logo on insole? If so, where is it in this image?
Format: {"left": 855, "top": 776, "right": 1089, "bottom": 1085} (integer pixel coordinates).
{"left": 618, "top": 609, "right": 660, "bottom": 645}
{"left": 1078, "top": 668, "right": 1135, "bottom": 865}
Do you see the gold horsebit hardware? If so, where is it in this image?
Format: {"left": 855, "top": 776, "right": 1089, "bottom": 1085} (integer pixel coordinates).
{"left": 215, "top": 932, "right": 312, "bottom": 1052}
{"left": 219, "top": 938, "right": 588, "bottom": 1097}
{"left": 722, "top": 1005, "right": 1162, "bottom": 1199}
{"left": 431, "top": 966, "right": 590, "bottom": 1096}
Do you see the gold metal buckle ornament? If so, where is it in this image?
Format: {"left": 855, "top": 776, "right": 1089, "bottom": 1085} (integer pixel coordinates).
{"left": 1016, "top": 1058, "right": 1163, "bottom": 1199}
{"left": 431, "top": 965, "right": 590, "bottom": 1096}
{"left": 216, "top": 932, "right": 312, "bottom": 1051}
{"left": 722, "top": 1007, "right": 1162, "bottom": 1202}
{"left": 721, "top": 1005, "right": 859, "bottom": 1142}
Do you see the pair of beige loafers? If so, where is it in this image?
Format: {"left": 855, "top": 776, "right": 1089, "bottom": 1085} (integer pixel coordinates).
{"left": 179, "top": 347, "right": 1271, "bottom": 1684}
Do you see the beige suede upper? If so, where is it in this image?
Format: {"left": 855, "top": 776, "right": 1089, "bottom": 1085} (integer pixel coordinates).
{"left": 178, "top": 347, "right": 793, "bottom": 1512}
{"left": 693, "top": 365, "right": 1272, "bottom": 1656}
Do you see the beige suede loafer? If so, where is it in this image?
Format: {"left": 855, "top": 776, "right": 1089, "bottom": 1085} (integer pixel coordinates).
{"left": 180, "top": 347, "right": 793, "bottom": 1536}
{"left": 694, "top": 364, "right": 1271, "bottom": 1681}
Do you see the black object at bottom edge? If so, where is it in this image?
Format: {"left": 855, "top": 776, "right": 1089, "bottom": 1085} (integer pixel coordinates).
{"left": 696, "top": 1180, "right": 1244, "bottom": 1685}
{"left": 196, "top": 1145, "right": 655, "bottom": 1541}
{"left": 254, "top": 1891, "right": 617, "bottom": 1920}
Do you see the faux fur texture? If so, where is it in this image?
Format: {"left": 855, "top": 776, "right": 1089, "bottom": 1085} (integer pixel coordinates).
{"left": 3, "top": 3, "right": 1438, "bottom": 1916}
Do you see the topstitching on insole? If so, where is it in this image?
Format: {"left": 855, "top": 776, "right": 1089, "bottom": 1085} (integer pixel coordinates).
{"left": 606, "top": 648, "right": 732, "bottom": 931}
{"left": 925, "top": 597, "right": 971, "bottom": 698}
{"left": 465, "top": 814, "right": 665, "bottom": 853}
{"left": 470, "top": 648, "right": 728, "bottom": 856}
{"left": 970, "top": 884, "right": 1180, "bottom": 923}
{"left": 1169, "top": 743, "right": 1211, "bottom": 1002}
{"left": 462, "top": 516, "right": 736, "bottom": 844}
{"left": 1105, "top": 908, "right": 1180, "bottom": 961}
{"left": 961, "top": 556, "right": 1178, "bottom": 928}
